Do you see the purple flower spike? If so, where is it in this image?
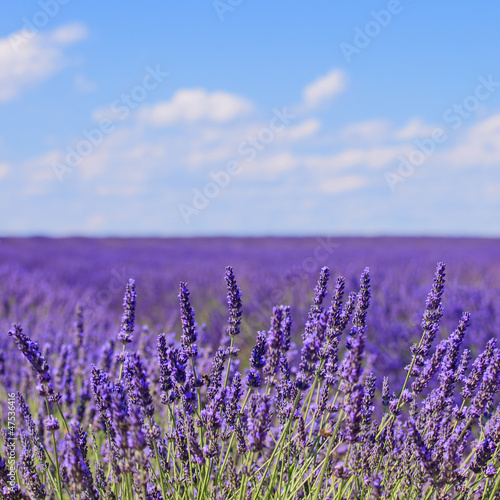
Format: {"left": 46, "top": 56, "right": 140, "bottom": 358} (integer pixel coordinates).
{"left": 411, "top": 263, "right": 446, "bottom": 360}
{"left": 8, "top": 324, "right": 51, "bottom": 384}
{"left": 225, "top": 266, "right": 243, "bottom": 337}
{"left": 117, "top": 279, "right": 136, "bottom": 345}
{"left": 179, "top": 282, "right": 198, "bottom": 358}
{"left": 247, "top": 393, "right": 272, "bottom": 452}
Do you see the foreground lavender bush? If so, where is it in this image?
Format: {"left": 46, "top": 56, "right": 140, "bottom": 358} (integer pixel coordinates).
{"left": 2, "top": 263, "right": 500, "bottom": 499}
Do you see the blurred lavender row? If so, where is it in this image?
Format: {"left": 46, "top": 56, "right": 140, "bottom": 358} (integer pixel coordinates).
{"left": 0, "top": 236, "right": 499, "bottom": 389}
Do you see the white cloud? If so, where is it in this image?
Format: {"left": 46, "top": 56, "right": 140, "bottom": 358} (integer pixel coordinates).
{"left": 49, "top": 23, "right": 88, "bottom": 45}
{"left": 0, "top": 22, "right": 87, "bottom": 102}
{"left": 283, "top": 119, "right": 321, "bottom": 140}
{"left": 442, "top": 113, "right": 500, "bottom": 167}
{"left": 340, "top": 120, "right": 391, "bottom": 143}
{"left": 139, "top": 88, "right": 254, "bottom": 126}
{"left": 393, "top": 118, "right": 437, "bottom": 140}
{"left": 340, "top": 118, "right": 437, "bottom": 144}
{"left": 321, "top": 175, "right": 367, "bottom": 194}
{"left": 82, "top": 214, "right": 106, "bottom": 232}
{"left": 75, "top": 73, "right": 97, "bottom": 93}
{"left": 302, "top": 69, "right": 346, "bottom": 110}
{"left": 21, "top": 151, "right": 62, "bottom": 195}
{"left": 304, "top": 146, "right": 409, "bottom": 171}
{"left": 186, "top": 145, "right": 234, "bottom": 167}
{"left": 247, "top": 152, "right": 300, "bottom": 179}
{"left": 0, "top": 162, "right": 9, "bottom": 179}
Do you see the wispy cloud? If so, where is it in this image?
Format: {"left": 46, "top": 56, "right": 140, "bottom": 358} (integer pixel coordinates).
{"left": 440, "top": 113, "right": 500, "bottom": 167}
{"left": 320, "top": 175, "right": 367, "bottom": 194}
{"left": 0, "top": 162, "right": 9, "bottom": 179}
{"left": 0, "top": 22, "right": 87, "bottom": 102}
{"left": 138, "top": 88, "right": 254, "bottom": 126}
{"left": 301, "top": 69, "right": 346, "bottom": 111}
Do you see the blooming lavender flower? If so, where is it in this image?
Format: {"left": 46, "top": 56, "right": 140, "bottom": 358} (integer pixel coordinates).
{"left": 301, "top": 267, "right": 330, "bottom": 347}
{"left": 345, "top": 386, "right": 365, "bottom": 443}
{"left": 63, "top": 420, "right": 99, "bottom": 499}
{"left": 200, "top": 389, "right": 225, "bottom": 458}
{"left": 469, "top": 436, "right": 493, "bottom": 473}
{"left": 16, "top": 393, "right": 46, "bottom": 466}
{"left": 382, "top": 377, "right": 390, "bottom": 407}
{"left": 350, "top": 268, "right": 370, "bottom": 337}
{"left": 435, "top": 312, "right": 470, "bottom": 404}
{"left": 456, "top": 349, "right": 471, "bottom": 383}
{"left": 340, "top": 328, "right": 366, "bottom": 391}
{"left": 56, "top": 344, "right": 75, "bottom": 408}
{"left": 90, "top": 366, "right": 113, "bottom": 433}
{"left": 44, "top": 415, "right": 60, "bottom": 432}
{"left": 225, "top": 266, "right": 243, "bottom": 337}
{"left": 157, "top": 333, "right": 174, "bottom": 400}
{"left": 280, "top": 305, "right": 292, "bottom": 354}
{"left": 247, "top": 330, "right": 267, "bottom": 388}
{"left": 467, "top": 348, "right": 500, "bottom": 419}
{"left": 109, "top": 383, "right": 129, "bottom": 453}
{"left": 313, "top": 266, "right": 330, "bottom": 307}
{"left": 296, "top": 310, "right": 327, "bottom": 390}
{"left": 126, "top": 403, "right": 147, "bottom": 451}
{"left": 249, "top": 331, "right": 267, "bottom": 370}
{"left": 247, "top": 369, "right": 261, "bottom": 389}
{"left": 412, "top": 339, "right": 448, "bottom": 395}
{"left": 117, "top": 279, "right": 136, "bottom": 345}
{"left": 74, "top": 303, "right": 84, "bottom": 350}
{"left": 264, "top": 306, "right": 284, "bottom": 380}
{"left": 325, "top": 277, "right": 346, "bottom": 342}
{"left": 411, "top": 263, "right": 446, "bottom": 360}
{"left": 207, "top": 347, "right": 229, "bottom": 400}
{"left": 247, "top": 393, "right": 272, "bottom": 452}
{"left": 179, "top": 281, "right": 198, "bottom": 358}
{"left": 361, "top": 372, "right": 376, "bottom": 428}
{"left": 124, "top": 352, "right": 155, "bottom": 419}
{"left": 462, "top": 339, "right": 497, "bottom": 399}
{"left": 20, "top": 433, "right": 46, "bottom": 500}
{"left": 8, "top": 324, "right": 52, "bottom": 388}
{"left": 225, "top": 372, "right": 242, "bottom": 427}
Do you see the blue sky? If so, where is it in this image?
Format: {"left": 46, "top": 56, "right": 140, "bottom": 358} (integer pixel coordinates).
{"left": 1, "top": 1, "right": 500, "bottom": 236}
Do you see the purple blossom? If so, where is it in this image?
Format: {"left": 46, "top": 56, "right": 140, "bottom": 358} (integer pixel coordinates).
{"left": 179, "top": 281, "right": 198, "bottom": 358}
{"left": 247, "top": 393, "right": 272, "bottom": 452}
{"left": 225, "top": 266, "right": 243, "bottom": 337}
{"left": 117, "top": 278, "right": 136, "bottom": 345}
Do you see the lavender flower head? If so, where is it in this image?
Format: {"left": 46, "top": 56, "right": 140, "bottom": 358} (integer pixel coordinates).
{"left": 179, "top": 281, "right": 198, "bottom": 358}
{"left": 117, "top": 279, "right": 136, "bottom": 345}
{"left": 8, "top": 324, "right": 60, "bottom": 401}
{"left": 225, "top": 266, "right": 243, "bottom": 337}
{"left": 8, "top": 324, "right": 51, "bottom": 384}
{"left": 313, "top": 266, "right": 330, "bottom": 308}
{"left": 350, "top": 267, "right": 370, "bottom": 337}
{"left": 411, "top": 263, "right": 446, "bottom": 360}
{"left": 63, "top": 420, "right": 99, "bottom": 499}
{"left": 247, "top": 393, "right": 272, "bottom": 452}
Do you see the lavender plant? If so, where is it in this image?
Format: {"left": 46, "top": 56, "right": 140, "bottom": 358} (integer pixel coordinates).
{"left": 2, "top": 259, "right": 500, "bottom": 499}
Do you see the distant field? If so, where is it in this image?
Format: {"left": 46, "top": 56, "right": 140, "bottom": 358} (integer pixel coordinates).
{"left": 2, "top": 237, "right": 500, "bottom": 498}
{"left": 1, "top": 236, "right": 499, "bottom": 382}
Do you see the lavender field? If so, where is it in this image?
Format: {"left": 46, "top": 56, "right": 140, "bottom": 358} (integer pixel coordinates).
{"left": 1, "top": 237, "right": 500, "bottom": 499}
